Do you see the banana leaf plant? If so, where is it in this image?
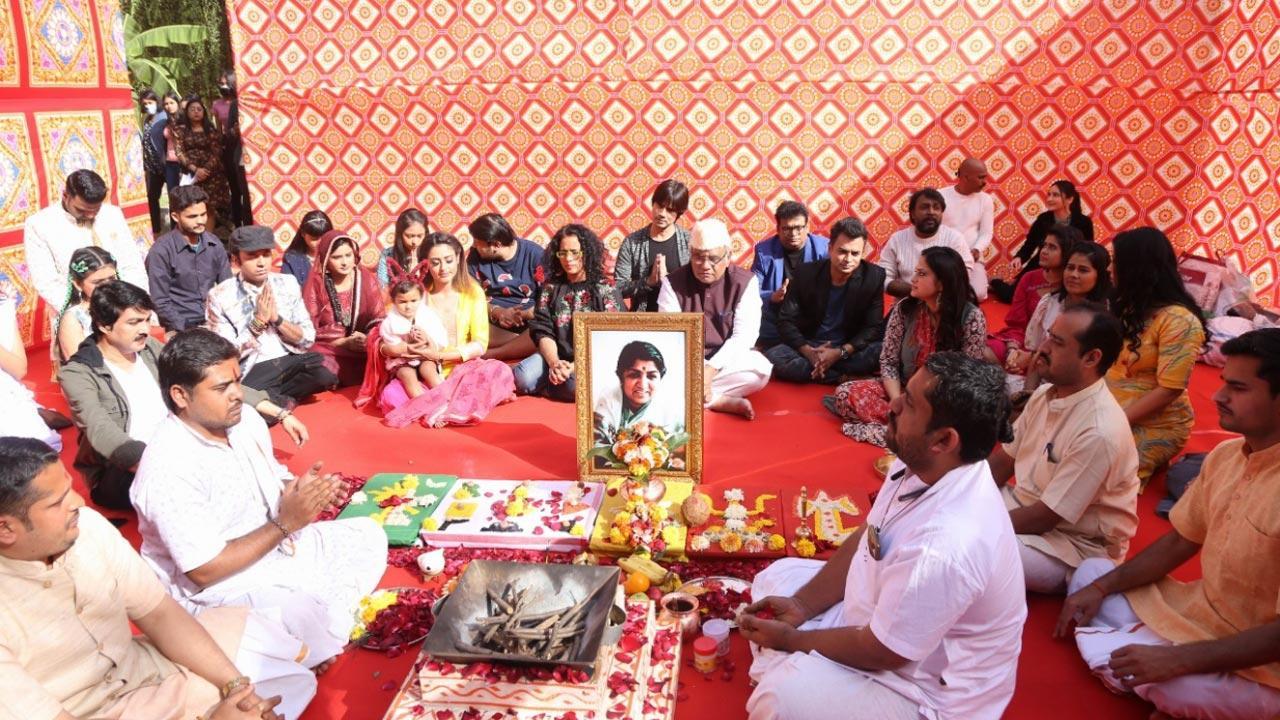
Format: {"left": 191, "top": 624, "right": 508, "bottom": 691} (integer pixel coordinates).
{"left": 124, "top": 13, "right": 208, "bottom": 98}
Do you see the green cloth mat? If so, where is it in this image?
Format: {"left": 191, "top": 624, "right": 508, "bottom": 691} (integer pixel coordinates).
{"left": 337, "top": 473, "right": 457, "bottom": 545}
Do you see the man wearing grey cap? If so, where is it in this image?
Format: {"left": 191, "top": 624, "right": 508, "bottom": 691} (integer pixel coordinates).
{"left": 205, "top": 225, "right": 336, "bottom": 406}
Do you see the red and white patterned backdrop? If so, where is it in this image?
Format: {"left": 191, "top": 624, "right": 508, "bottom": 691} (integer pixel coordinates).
{"left": 228, "top": 0, "right": 1280, "bottom": 306}
{"left": 0, "top": 0, "right": 151, "bottom": 346}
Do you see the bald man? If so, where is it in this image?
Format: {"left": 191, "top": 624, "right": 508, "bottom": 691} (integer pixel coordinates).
{"left": 658, "top": 219, "right": 771, "bottom": 419}
{"left": 940, "top": 157, "right": 995, "bottom": 301}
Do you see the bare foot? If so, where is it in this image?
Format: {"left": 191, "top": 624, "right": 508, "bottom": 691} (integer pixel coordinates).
{"left": 313, "top": 657, "right": 337, "bottom": 675}
{"left": 708, "top": 396, "right": 755, "bottom": 419}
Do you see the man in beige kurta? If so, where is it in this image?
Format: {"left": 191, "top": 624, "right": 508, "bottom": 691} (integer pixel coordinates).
{"left": 1058, "top": 328, "right": 1280, "bottom": 720}
{"left": 0, "top": 437, "right": 315, "bottom": 720}
{"left": 989, "top": 305, "right": 1139, "bottom": 594}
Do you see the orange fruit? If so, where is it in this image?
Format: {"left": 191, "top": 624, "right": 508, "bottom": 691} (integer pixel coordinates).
{"left": 623, "top": 571, "right": 651, "bottom": 596}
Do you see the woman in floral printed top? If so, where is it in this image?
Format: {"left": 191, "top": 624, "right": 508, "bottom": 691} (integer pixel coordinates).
{"left": 514, "top": 224, "right": 623, "bottom": 401}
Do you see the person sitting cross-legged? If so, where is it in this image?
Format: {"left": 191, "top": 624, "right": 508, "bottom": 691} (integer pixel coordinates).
{"left": 515, "top": 224, "right": 622, "bottom": 402}
{"left": 206, "top": 225, "right": 337, "bottom": 407}
{"left": 0, "top": 436, "right": 317, "bottom": 720}
{"left": 658, "top": 218, "right": 771, "bottom": 419}
{"left": 766, "top": 216, "right": 885, "bottom": 384}
{"left": 740, "top": 353, "right": 1026, "bottom": 720}
{"left": 988, "top": 304, "right": 1139, "bottom": 594}
{"left": 877, "top": 187, "right": 971, "bottom": 299}
{"left": 1056, "top": 328, "right": 1280, "bottom": 720}
{"left": 750, "top": 200, "right": 829, "bottom": 348}
{"left": 466, "top": 213, "right": 543, "bottom": 361}
{"left": 130, "top": 329, "right": 387, "bottom": 672}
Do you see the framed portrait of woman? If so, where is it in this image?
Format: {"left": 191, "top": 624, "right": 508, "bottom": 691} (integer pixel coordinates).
{"left": 574, "top": 312, "right": 704, "bottom": 484}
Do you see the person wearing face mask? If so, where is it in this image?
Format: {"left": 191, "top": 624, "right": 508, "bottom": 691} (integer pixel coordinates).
{"left": 140, "top": 89, "right": 169, "bottom": 234}
{"left": 23, "top": 169, "right": 149, "bottom": 343}
{"left": 206, "top": 226, "right": 336, "bottom": 407}
{"left": 211, "top": 71, "right": 252, "bottom": 228}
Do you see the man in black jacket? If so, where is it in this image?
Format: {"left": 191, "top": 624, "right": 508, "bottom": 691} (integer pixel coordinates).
{"left": 765, "top": 218, "right": 885, "bottom": 384}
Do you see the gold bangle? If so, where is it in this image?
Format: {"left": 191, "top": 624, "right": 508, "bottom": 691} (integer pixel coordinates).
{"left": 220, "top": 674, "right": 250, "bottom": 699}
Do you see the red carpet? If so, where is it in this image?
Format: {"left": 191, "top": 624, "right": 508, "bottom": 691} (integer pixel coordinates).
{"left": 27, "top": 302, "right": 1230, "bottom": 719}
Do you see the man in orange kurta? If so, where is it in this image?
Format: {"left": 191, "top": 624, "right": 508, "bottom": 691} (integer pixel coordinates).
{"left": 1056, "top": 328, "right": 1280, "bottom": 720}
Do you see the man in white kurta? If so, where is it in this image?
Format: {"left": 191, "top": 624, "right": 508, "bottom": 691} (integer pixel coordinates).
{"left": 939, "top": 158, "right": 995, "bottom": 301}
{"left": 22, "top": 170, "right": 147, "bottom": 333}
{"left": 878, "top": 188, "right": 972, "bottom": 299}
{"left": 657, "top": 219, "right": 771, "bottom": 419}
{"left": 130, "top": 337, "right": 386, "bottom": 667}
{"left": 739, "top": 353, "right": 1026, "bottom": 720}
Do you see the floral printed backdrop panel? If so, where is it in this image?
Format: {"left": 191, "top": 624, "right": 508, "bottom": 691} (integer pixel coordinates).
{"left": 0, "top": 244, "right": 36, "bottom": 345}
{"left": 19, "top": 0, "right": 99, "bottom": 87}
{"left": 109, "top": 108, "right": 146, "bottom": 206}
{"left": 228, "top": 0, "right": 1280, "bottom": 304}
{"left": 97, "top": 0, "right": 129, "bottom": 88}
{"left": 0, "top": 114, "right": 40, "bottom": 232}
{"left": 125, "top": 212, "right": 153, "bottom": 259}
{"left": 0, "top": 1, "right": 18, "bottom": 86}
{"left": 34, "top": 111, "right": 109, "bottom": 206}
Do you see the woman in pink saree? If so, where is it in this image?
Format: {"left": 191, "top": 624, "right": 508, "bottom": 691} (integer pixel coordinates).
{"left": 301, "top": 230, "right": 385, "bottom": 387}
{"left": 355, "top": 232, "right": 514, "bottom": 427}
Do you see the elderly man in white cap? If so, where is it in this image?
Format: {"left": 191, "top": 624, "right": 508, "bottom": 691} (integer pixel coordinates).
{"left": 657, "top": 219, "right": 771, "bottom": 418}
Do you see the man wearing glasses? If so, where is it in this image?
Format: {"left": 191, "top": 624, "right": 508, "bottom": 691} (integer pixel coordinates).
{"left": 750, "top": 201, "right": 829, "bottom": 348}
{"left": 658, "top": 219, "right": 771, "bottom": 419}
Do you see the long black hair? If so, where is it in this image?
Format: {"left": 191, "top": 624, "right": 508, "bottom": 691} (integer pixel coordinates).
{"left": 392, "top": 208, "right": 429, "bottom": 270}
{"left": 545, "top": 223, "right": 605, "bottom": 285}
{"left": 322, "top": 234, "right": 358, "bottom": 332}
{"left": 183, "top": 95, "right": 215, "bottom": 134}
{"left": 1110, "top": 227, "right": 1206, "bottom": 354}
{"left": 1055, "top": 240, "right": 1112, "bottom": 305}
{"left": 900, "top": 246, "right": 975, "bottom": 352}
{"left": 1052, "top": 179, "right": 1084, "bottom": 216}
{"left": 286, "top": 210, "right": 333, "bottom": 255}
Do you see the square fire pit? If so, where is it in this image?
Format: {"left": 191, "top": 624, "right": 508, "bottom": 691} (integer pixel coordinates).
{"left": 423, "top": 560, "right": 621, "bottom": 674}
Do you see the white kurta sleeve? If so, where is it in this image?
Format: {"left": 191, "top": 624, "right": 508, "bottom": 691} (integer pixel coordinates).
{"left": 21, "top": 214, "right": 64, "bottom": 310}
{"left": 708, "top": 276, "right": 762, "bottom": 370}
{"left": 868, "top": 542, "right": 982, "bottom": 662}
{"left": 656, "top": 278, "right": 679, "bottom": 313}
{"left": 877, "top": 236, "right": 900, "bottom": 288}
{"left": 103, "top": 206, "right": 148, "bottom": 289}
{"left": 974, "top": 194, "right": 995, "bottom": 254}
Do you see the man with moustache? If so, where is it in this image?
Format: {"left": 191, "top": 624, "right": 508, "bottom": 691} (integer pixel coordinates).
{"left": 987, "top": 304, "right": 1140, "bottom": 593}
{"left": 940, "top": 157, "right": 996, "bottom": 301}
{"left": 739, "top": 353, "right": 1026, "bottom": 720}
{"left": 766, "top": 217, "right": 886, "bottom": 384}
{"left": 1057, "top": 328, "right": 1280, "bottom": 720}
{"left": 130, "top": 329, "right": 387, "bottom": 674}
{"left": 877, "top": 187, "right": 972, "bottom": 298}
{"left": 60, "top": 282, "right": 307, "bottom": 510}
{"left": 206, "top": 225, "right": 336, "bottom": 406}
{"left": 146, "top": 185, "right": 231, "bottom": 336}
{"left": 0, "top": 436, "right": 317, "bottom": 720}
{"left": 658, "top": 219, "right": 772, "bottom": 419}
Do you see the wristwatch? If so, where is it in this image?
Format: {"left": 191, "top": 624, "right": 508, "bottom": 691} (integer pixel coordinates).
{"left": 839, "top": 345, "right": 851, "bottom": 360}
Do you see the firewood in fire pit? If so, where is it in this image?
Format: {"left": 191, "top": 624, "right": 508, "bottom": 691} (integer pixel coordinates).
{"left": 460, "top": 582, "right": 591, "bottom": 661}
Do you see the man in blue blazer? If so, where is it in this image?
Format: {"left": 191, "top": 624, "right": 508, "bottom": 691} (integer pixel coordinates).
{"left": 750, "top": 200, "right": 829, "bottom": 347}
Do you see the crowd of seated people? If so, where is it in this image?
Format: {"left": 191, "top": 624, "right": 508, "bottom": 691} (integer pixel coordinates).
{"left": 6, "top": 157, "right": 1275, "bottom": 720}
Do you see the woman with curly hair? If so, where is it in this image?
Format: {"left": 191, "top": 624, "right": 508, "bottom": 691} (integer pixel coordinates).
{"left": 1106, "top": 227, "right": 1206, "bottom": 486}
{"left": 830, "top": 246, "right": 988, "bottom": 446}
{"left": 301, "top": 230, "right": 385, "bottom": 387}
{"left": 514, "top": 224, "right": 623, "bottom": 401}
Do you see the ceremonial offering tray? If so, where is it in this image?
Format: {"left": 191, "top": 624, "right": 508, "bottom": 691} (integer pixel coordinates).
{"left": 350, "top": 586, "right": 436, "bottom": 651}
{"left": 421, "top": 479, "right": 604, "bottom": 552}
{"left": 590, "top": 477, "right": 693, "bottom": 559}
{"left": 337, "top": 473, "right": 456, "bottom": 546}
{"left": 422, "top": 560, "right": 621, "bottom": 674}
{"left": 683, "top": 485, "right": 787, "bottom": 559}
{"left": 785, "top": 486, "right": 865, "bottom": 559}
{"left": 383, "top": 599, "right": 681, "bottom": 720}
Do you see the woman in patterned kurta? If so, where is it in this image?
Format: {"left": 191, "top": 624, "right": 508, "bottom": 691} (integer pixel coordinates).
{"left": 516, "top": 223, "right": 620, "bottom": 401}
{"left": 171, "top": 97, "right": 231, "bottom": 229}
{"left": 831, "top": 246, "right": 989, "bottom": 446}
{"left": 1107, "top": 228, "right": 1207, "bottom": 486}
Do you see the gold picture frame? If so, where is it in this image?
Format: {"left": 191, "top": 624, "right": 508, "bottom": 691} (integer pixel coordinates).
{"left": 574, "top": 312, "right": 704, "bottom": 484}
